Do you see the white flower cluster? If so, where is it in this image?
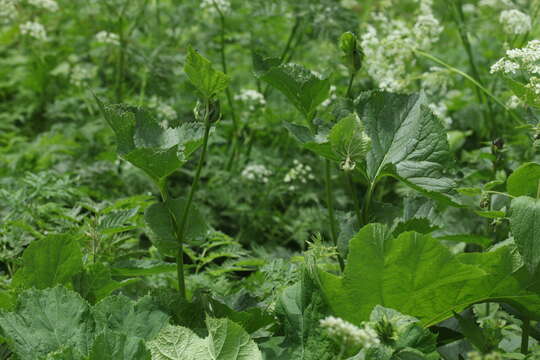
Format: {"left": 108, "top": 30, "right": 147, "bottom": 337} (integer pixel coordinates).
{"left": 27, "top": 0, "right": 58, "bottom": 12}
{"left": 360, "top": 0, "right": 443, "bottom": 91}
{"left": 70, "top": 63, "right": 96, "bottom": 87}
{"left": 490, "top": 40, "right": 540, "bottom": 94}
{"left": 0, "top": 0, "right": 18, "bottom": 22}
{"left": 320, "top": 316, "right": 380, "bottom": 348}
{"left": 242, "top": 164, "right": 272, "bottom": 184}
{"left": 20, "top": 21, "right": 47, "bottom": 41}
{"left": 234, "top": 89, "right": 266, "bottom": 111}
{"left": 506, "top": 95, "right": 522, "bottom": 109}
{"left": 200, "top": 0, "right": 230, "bottom": 14}
{"left": 148, "top": 96, "right": 177, "bottom": 124}
{"left": 284, "top": 160, "right": 314, "bottom": 191}
{"left": 499, "top": 9, "right": 531, "bottom": 35}
{"left": 95, "top": 31, "right": 120, "bottom": 46}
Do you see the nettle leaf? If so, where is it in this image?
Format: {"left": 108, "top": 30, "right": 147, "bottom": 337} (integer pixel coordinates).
{"left": 89, "top": 330, "right": 151, "bottom": 360}
{"left": 148, "top": 318, "right": 262, "bottom": 360}
{"left": 507, "top": 162, "right": 540, "bottom": 198}
{"left": 356, "top": 92, "right": 457, "bottom": 205}
{"left": 12, "top": 234, "right": 83, "bottom": 289}
{"left": 184, "top": 45, "right": 230, "bottom": 99}
{"left": 319, "top": 224, "right": 540, "bottom": 327}
{"left": 93, "top": 294, "right": 169, "bottom": 341}
{"left": 0, "top": 287, "right": 94, "bottom": 360}
{"left": 329, "top": 113, "right": 371, "bottom": 171}
{"left": 97, "top": 99, "right": 205, "bottom": 183}
{"left": 256, "top": 59, "right": 330, "bottom": 118}
{"left": 510, "top": 196, "right": 540, "bottom": 273}
{"left": 145, "top": 197, "right": 208, "bottom": 256}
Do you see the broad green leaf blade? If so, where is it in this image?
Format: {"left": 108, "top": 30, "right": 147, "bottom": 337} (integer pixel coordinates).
{"left": 89, "top": 330, "right": 151, "bottom": 360}
{"left": 329, "top": 113, "right": 371, "bottom": 169}
{"left": 93, "top": 295, "right": 169, "bottom": 341}
{"left": 205, "top": 317, "right": 263, "bottom": 360}
{"left": 184, "top": 46, "right": 230, "bottom": 99}
{"left": 283, "top": 122, "right": 338, "bottom": 161}
{"left": 257, "top": 63, "right": 330, "bottom": 118}
{"left": 453, "top": 311, "right": 491, "bottom": 353}
{"left": 0, "top": 287, "right": 94, "bottom": 360}
{"left": 318, "top": 224, "right": 486, "bottom": 326}
{"left": 510, "top": 196, "right": 540, "bottom": 273}
{"left": 148, "top": 324, "right": 206, "bottom": 360}
{"left": 507, "top": 162, "right": 540, "bottom": 198}
{"left": 97, "top": 101, "right": 205, "bottom": 182}
{"left": 148, "top": 319, "right": 262, "bottom": 360}
{"left": 145, "top": 198, "right": 208, "bottom": 256}
{"left": 73, "top": 263, "right": 139, "bottom": 304}
{"left": 12, "top": 234, "right": 83, "bottom": 289}
{"left": 357, "top": 92, "right": 457, "bottom": 204}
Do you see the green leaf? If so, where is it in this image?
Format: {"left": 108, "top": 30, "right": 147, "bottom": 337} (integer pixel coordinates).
{"left": 184, "top": 46, "right": 230, "bottom": 99}
{"left": 318, "top": 224, "right": 486, "bottom": 326}
{"left": 283, "top": 122, "right": 338, "bottom": 161}
{"left": 93, "top": 294, "right": 169, "bottom": 341}
{"left": 0, "top": 287, "right": 94, "bottom": 360}
{"left": 257, "top": 63, "right": 330, "bottom": 118}
{"left": 12, "top": 234, "right": 83, "bottom": 289}
{"left": 507, "top": 162, "right": 540, "bottom": 198}
{"left": 276, "top": 271, "right": 335, "bottom": 358}
{"left": 453, "top": 311, "right": 491, "bottom": 353}
{"left": 148, "top": 318, "right": 262, "bottom": 360}
{"left": 145, "top": 197, "right": 208, "bottom": 256}
{"left": 328, "top": 113, "right": 371, "bottom": 170}
{"left": 89, "top": 330, "right": 151, "bottom": 360}
{"left": 505, "top": 77, "right": 540, "bottom": 108}
{"left": 433, "top": 234, "right": 492, "bottom": 248}
{"left": 73, "top": 263, "right": 139, "bottom": 304}
{"left": 97, "top": 99, "right": 205, "bottom": 182}
{"left": 509, "top": 196, "right": 540, "bottom": 273}
{"left": 357, "top": 92, "right": 457, "bottom": 205}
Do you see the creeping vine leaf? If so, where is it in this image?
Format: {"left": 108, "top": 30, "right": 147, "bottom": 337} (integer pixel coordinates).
{"left": 148, "top": 318, "right": 262, "bottom": 360}
{"left": 357, "top": 91, "right": 457, "bottom": 204}
{"left": 510, "top": 196, "right": 540, "bottom": 273}
{"left": 12, "top": 234, "right": 83, "bottom": 289}
{"left": 184, "top": 45, "right": 230, "bottom": 100}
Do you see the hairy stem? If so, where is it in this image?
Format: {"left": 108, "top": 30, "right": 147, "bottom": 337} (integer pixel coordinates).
{"left": 521, "top": 318, "right": 530, "bottom": 354}
{"left": 346, "top": 173, "right": 363, "bottom": 226}
{"left": 325, "top": 159, "right": 345, "bottom": 271}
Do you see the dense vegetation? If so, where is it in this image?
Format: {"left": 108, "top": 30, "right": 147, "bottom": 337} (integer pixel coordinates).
{"left": 1, "top": 0, "right": 540, "bottom": 359}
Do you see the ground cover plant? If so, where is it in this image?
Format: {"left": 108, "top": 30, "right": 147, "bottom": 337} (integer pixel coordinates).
{"left": 1, "top": 0, "right": 540, "bottom": 359}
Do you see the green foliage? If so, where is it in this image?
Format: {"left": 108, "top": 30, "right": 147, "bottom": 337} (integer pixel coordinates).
{"left": 12, "top": 234, "right": 83, "bottom": 289}
{"left": 510, "top": 196, "right": 540, "bottom": 273}
{"left": 148, "top": 318, "right": 262, "bottom": 360}
{"left": 507, "top": 163, "right": 540, "bottom": 198}
{"left": 184, "top": 46, "right": 230, "bottom": 100}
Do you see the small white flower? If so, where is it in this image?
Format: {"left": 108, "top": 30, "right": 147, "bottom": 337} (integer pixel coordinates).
{"left": 0, "top": 0, "right": 18, "bottom": 22}
{"left": 506, "top": 95, "right": 522, "bottom": 109}
{"left": 462, "top": 3, "right": 476, "bottom": 14}
{"left": 242, "top": 164, "right": 272, "bottom": 184}
{"left": 234, "top": 89, "right": 266, "bottom": 111}
{"left": 70, "top": 63, "right": 96, "bottom": 87}
{"left": 20, "top": 21, "right": 47, "bottom": 41}
{"left": 320, "top": 316, "right": 380, "bottom": 348}
{"left": 95, "top": 31, "right": 120, "bottom": 46}
{"left": 499, "top": 9, "right": 531, "bottom": 35}
{"left": 283, "top": 161, "right": 314, "bottom": 187}
{"left": 490, "top": 58, "right": 520, "bottom": 74}
{"left": 27, "top": 0, "right": 58, "bottom": 12}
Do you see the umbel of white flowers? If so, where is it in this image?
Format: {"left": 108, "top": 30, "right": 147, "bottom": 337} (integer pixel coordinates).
{"left": 319, "top": 316, "right": 380, "bottom": 349}
{"left": 27, "top": 0, "right": 58, "bottom": 12}
{"left": 499, "top": 9, "right": 531, "bottom": 35}
{"left": 20, "top": 21, "right": 47, "bottom": 41}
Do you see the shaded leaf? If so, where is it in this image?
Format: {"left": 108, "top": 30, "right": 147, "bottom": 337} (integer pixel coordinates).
{"left": 509, "top": 196, "right": 540, "bottom": 273}
{"left": 507, "top": 162, "right": 540, "bottom": 198}
{"left": 184, "top": 46, "right": 230, "bottom": 99}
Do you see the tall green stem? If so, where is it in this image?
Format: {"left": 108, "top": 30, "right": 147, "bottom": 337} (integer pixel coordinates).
{"left": 115, "top": 16, "right": 126, "bottom": 103}
{"left": 325, "top": 159, "right": 345, "bottom": 271}
{"left": 521, "top": 318, "right": 530, "bottom": 354}
{"left": 346, "top": 173, "right": 362, "bottom": 226}
{"left": 362, "top": 183, "right": 374, "bottom": 225}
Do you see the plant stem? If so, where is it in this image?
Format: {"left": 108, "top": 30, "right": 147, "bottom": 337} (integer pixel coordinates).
{"left": 346, "top": 173, "right": 362, "bottom": 226}
{"left": 362, "top": 183, "right": 374, "bottom": 225}
{"left": 346, "top": 72, "right": 356, "bottom": 99}
{"left": 521, "top": 318, "right": 530, "bottom": 354}
{"left": 325, "top": 159, "right": 345, "bottom": 271}
{"left": 175, "top": 101, "right": 213, "bottom": 298}
{"left": 115, "top": 16, "right": 126, "bottom": 103}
